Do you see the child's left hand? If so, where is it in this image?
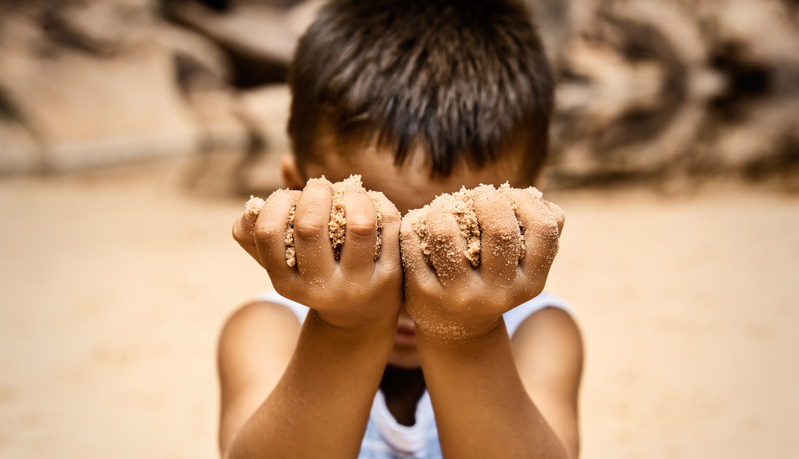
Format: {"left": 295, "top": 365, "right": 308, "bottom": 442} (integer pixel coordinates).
{"left": 399, "top": 185, "right": 564, "bottom": 340}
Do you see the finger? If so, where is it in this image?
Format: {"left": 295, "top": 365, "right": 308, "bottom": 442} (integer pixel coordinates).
{"left": 232, "top": 197, "right": 264, "bottom": 264}
{"left": 544, "top": 200, "right": 566, "bottom": 236}
{"left": 370, "top": 191, "right": 402, "bottom": 278}
{"left": 399, "top": 208, "right": 438, "bottom": 291}
{"left": 472, "top": 185, "right": 522, "bottom": 287}
{"left": 253, "top": 190, "right": 301, "bottom": 284}
{"left": 503, "top": 187, "right": 560, "bottom": 291}
{"left": 337, "top": 188, "right": 377, "bottom": 282}
{"left": 425, "top": 194, "right": 472, "bottom": 286}
{"left": 293, "top": 177, "right": 336, "bottom": 280}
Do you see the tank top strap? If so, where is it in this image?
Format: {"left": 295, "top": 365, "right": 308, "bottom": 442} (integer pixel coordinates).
{"left": 502, "top": 291, "right": 574, "bottom": 337}
{"left": 257, "top": 290, "right": 310, "bottom": 323}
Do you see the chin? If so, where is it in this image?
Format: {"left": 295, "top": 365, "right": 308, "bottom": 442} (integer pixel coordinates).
{"left": 388, "top": 360, "right": 422, "bottom": 370}
{"left": 387, "top": 350, "right": 421, "bottom": 369}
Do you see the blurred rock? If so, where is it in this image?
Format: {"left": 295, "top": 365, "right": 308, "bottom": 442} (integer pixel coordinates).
{"left": 189, "top": 89, "right": 249, "bottom": 153}
{"left": 164, "top": 0, "right": 323, "bottom": 86}
{"left": 41, "top": 0, "right": 154, "bottom": 57}
{"left": 525, "top": 0, "right": 573, "bottom": 71}
{"left": 711, "top": 97, "right": 799, "bottom": 170}
{"left": 155, "top": 23, "right": 233, "bottom": 92}
{"left": 0, "top": 45, "right": 200, "bottom": 172}
{"left": 234, "top": 84, "right": 292, "bottom": 192}
{"left": 235, "top": 84, "right": 291, "bottom": 158}
{"left": 0, "top": 0, "right": 202, "bottom": 173}
{"left": 182, "top": 84, "right": 289, "bottom": 195}
{"left": 547, "top": 0, "right": 799, "bottom": 187}
{"left": 0, "top": 0, "right": 796, "bottom": 188}
{"left": 0, "top": 120, "right": 41, "bottom": 175}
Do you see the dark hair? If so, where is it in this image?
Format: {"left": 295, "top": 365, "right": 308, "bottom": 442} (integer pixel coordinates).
{"left": 288, "top": 0, "right": 554, "bottom": 180}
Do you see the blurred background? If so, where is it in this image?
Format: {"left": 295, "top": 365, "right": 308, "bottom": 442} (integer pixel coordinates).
{"left": 0, "top": 0, "right": 797, "bottom": 458}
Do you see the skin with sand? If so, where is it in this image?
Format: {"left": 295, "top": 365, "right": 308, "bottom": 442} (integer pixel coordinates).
{"left": 246, "top": 175, "right": 385, "bottom": 267}
{"left": 411, "top": 183, "right": 544, "bottom": 268}
{"left": 229, "top": 170, "right": 578, "bottom": 459}
{"left": 245, "top": 177, "right": 565, "bottom": 338}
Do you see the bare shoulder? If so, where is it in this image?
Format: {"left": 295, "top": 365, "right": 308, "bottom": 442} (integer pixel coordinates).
{"left": 220, "top": 299, "right": 301, "bottom": 347}
{"left": 510, "top": 307, "right": 584, "bottom": 458}
{"left": 219, "top": 300, "right": 302, "bottom": 368}
{"left": 217, "top": 299, "right": 302, "bottom": 453}
{"left": 511, "top": 307, "right": 583, "bottom": 376}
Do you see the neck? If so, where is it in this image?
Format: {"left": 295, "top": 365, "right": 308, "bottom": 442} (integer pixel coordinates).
{"left": 380, "top": 366, "right": 426, "bottom": 426}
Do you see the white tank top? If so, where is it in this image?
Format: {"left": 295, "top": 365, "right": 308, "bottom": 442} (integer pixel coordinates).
{"left": 257, "top": 290, "right": 574, "bottom": 459}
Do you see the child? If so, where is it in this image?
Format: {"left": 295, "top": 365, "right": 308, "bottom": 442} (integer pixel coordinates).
{"left": 222, "top": 0, "right": 583, "bottom": 457}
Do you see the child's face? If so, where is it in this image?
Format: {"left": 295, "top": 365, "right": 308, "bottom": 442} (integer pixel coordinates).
{"left": 288, "top": 142, "right": 532, "bottom": 368}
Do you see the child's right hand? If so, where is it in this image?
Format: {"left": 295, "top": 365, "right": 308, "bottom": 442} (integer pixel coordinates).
{"left": 232, "top": 178, "right": 403, "bottom": 330}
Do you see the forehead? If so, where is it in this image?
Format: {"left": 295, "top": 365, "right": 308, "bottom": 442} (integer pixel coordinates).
{"left": 303, "top": 143, "right": 528, "bottom": 215}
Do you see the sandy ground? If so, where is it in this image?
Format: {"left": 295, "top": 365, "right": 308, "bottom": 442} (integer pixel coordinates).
{"left": 0, "top": 159, "right": 797, "bottom": 459}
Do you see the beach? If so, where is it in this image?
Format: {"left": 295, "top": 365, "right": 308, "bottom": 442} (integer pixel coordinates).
{"left": 0, "top": 159, "right": 797, "bottom": 458}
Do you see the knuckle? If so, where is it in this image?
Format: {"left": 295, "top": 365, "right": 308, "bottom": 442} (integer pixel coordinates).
{"left": 381, "top": 204, "right": 401, "bottom": 225}
{"left": 482, "top": 218, "right": 519, "bottom": 244}
{"left": 293, "top": 214, "right": 327, "bottom": 240}
{"left": 266, "top": 188, "right": 289, "bottom": 203}
{"left": 399, "top": 224, "right": 416, "bottom": 242}
{"left": 487, "top": 242, "right": 521, "bottom": 265}
{"left": 428, "top": 231, "right": 460, "bottom": 252}
{"left": 536, "top": 220, "right": 561, "bottom": 244}
{"left": 426, "top": 219, "right": 459, "bottom": 241}
{"left": 346, "top": 216, "right": 376, "bottom": 239}
{"left": 523, "top": 210, "right": 550, "bottom": 233}
{"left": 475, "top": 212, "right": 498, "bottom": 231}
{"left": 400, "top": 210, "right": 421, "bottom": 233}
{"left": 487, "top": 232, "right": 519, "bottom": 252}
{"left": 253, "top": 220, "right": 284, "bottom": 242}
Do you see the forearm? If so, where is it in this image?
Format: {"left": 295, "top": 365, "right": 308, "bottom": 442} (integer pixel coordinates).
{"left": 225, "top": 311, "right": 396, "bottom": 459}
{"left": 417, "top": 319, "right": 570, "bottom": 459}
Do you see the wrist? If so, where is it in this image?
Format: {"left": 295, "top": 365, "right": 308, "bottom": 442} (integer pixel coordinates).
{"left": 306, "top": 309, "right": 399, "bottom": 345}
{"left": 412, "top": 314, "right": 505, "bottom": 344}
{"left": 414, "top": 317, "right": 511, "bottom": 365}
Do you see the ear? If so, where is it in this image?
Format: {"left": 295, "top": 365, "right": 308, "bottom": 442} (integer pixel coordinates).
{"left": 281, "top": 155, "right": 305, "bottom": 190}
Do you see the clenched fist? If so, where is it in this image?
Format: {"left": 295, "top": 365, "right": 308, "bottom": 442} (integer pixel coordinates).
{"left": 233, "top": 176, "right": 403, "bottom": 330}
{"left": 399, "top": 184, "right": 565, "bottom": 340}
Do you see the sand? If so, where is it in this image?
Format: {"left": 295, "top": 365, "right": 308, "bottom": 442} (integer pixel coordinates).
{"left": 244, "top": 196, "right": 265, "bottom": 218}
{"left": 409, "top": 183, "right": 548, "bottom": 268}
{"left": 411, "top": 204, "right": 433, "bottom": 263}
{"left": 0, "top": 159, "right": 797, "bottom": 459}
{"left": 451, "top": 187, "right": 481, "bottom": 267}
{"left": 328, "top": 178, "right": 348, "bottom": 259}
{"left": 284, "top": 202, "right": 297, "bottom": 267}
{"left": 246, "top": 175, "right": 383, "bottom": 266}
